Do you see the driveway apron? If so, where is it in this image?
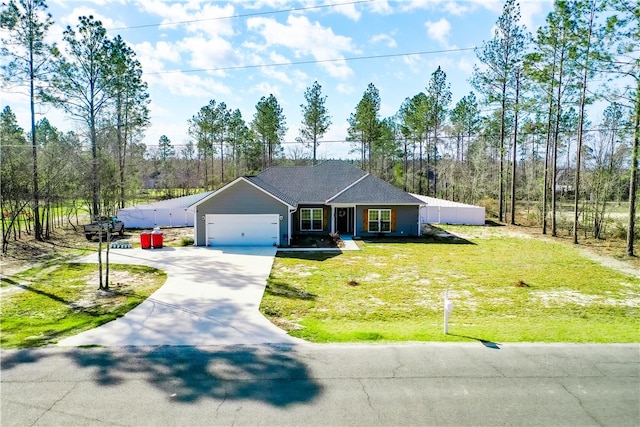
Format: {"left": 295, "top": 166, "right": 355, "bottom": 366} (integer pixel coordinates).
{"left": 57, "top": 246, "right": 302, "bottom": 347}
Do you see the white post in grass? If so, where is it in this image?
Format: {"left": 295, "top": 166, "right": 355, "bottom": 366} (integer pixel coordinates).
{"left": 444, "top": 290, "right": 454, "bottom": 334}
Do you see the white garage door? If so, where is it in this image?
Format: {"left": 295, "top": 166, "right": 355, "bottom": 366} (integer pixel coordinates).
{"left": 206, "top": 214, "right": 279, "bottom": 246}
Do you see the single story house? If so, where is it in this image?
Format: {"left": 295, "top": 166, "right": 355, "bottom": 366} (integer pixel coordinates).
{"left": 192, "top": 160, "right": 424, "bottom": 246}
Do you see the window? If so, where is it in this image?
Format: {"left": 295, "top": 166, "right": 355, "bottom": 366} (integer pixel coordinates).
{"left": 301, "top": 208, "right": 323, "bottom": 231}
{"left": 368, "top": 209, "right": 391, "bottom": 232}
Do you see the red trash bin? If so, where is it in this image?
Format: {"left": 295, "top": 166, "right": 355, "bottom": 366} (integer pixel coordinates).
{"left": 151, "top": 231, "right": 163, "bottom": 249}
{"left": 140, "top": 232, "right": 152, "bottom": 249}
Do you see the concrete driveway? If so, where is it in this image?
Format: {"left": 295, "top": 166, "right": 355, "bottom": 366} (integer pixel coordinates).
{"left": 57, "top": 246, "right": 303, "bottom": 347}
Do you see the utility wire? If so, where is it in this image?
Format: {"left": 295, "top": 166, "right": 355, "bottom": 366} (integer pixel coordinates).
{"left": 147, "top": 47, "right": 476, "bottom": 75}
{"left": 106, "top": 0, "right": 376, "bottom": 31}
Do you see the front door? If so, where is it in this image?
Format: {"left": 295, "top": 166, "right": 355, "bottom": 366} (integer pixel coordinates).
{"left": 336, "top": 207, "right": 353, "bottom": 234}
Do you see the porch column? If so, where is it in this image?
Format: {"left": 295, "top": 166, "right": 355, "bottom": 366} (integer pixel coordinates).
{"left": 353, "top": 206, "right": 357, "bottom": 237}
{"left": 331, "top": 206, "right": 335, "bottom": 234}
{"left": 288, "top": 209, "right": 295, "bottom": 246}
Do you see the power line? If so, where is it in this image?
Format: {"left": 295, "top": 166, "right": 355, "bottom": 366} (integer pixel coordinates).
{"left": 146, "top": 47, "right": 476, "bottom": 75}
{"left": 106, "top": 0, "right": 376, "bottom": 31}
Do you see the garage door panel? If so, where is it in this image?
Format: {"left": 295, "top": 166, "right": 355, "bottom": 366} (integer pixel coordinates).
{"left": 206, "top": 214, "right": 279, "bottom": 246}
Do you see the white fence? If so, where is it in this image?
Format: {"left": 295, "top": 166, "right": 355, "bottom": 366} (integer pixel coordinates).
{"left": 411, "top": 194, "right": 485, "bottom": 225}
{"left": 117, "top": 208, "right": 194, "bottom": 229}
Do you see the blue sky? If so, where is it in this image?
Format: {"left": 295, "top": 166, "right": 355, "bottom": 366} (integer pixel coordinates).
{"left": 4, "top": 0, "right": 554, "bottom": 159}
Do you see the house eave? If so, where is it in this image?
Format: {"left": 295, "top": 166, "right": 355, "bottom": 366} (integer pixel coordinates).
{"left": 192, "top": 177, "right": 295, "bottom": 210}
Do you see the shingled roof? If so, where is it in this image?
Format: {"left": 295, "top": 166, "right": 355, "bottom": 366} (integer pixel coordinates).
{"left": 250, "top": 160, "right": 421, "bottom": 206}
{"left": 329, "top": 174, "right": 423, "bottom": 204}
{"left": 255, "top": 160, "right": 367, "bottom": 204}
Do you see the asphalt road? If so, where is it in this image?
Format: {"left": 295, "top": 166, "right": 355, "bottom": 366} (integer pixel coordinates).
{"left": 1, "top": 343, "right": 638, "bottom": 426}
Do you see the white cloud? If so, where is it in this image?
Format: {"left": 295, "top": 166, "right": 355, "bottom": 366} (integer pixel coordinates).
{"left": 250, "top": 82, "right": 281, "bottom": 98}
{"left": 135, "top": 0, "right": 235, "bottom": 38}
{"left": 425, "top": 18, "right": 451, "bottom": 47}
{"left": 246, "top": 15, "right": 356, "bottom": 79}
{"left": 59, "top": 6, "right": 125, "bottom": 30}
{"left": 401, "top": 0, "right": 433, "bottom": 10}
{"left": 136, "top": 41, "right": 181, "bottom": 64}
{"left": 519, "top": 1, "right": 545, "bottom": 31}
{"left": 134, "top": 39, "right": 232, "bottom": 99}
{"left": 336, "top": 83, "right": 355, "bottom": 95}
{"left": 177, "top": 36, "right": 240, "bottom": 73}
{"left": 402, "top": 54, "right": 427, "bottom": 74}
{"left": 368, "top": 0, "right": 393, "bottom": 14}
{"left": 332, "top": 3, "right": 361, "bottom": 21}
{"left": 155, "top": 72, "right": 232, "bottom": 98}
{"left": 134, "top": 41, "right": 182, "bottom": 80}
{"left": 235, "top": 0, "right": 290, "bottom": 10}
{"left": 258, "top": 52, "right": 309, "bottom": 89}
{"left": 443, "top": 2, "right": 472, "bottom": 16}
{"left": 457, "top": 57, "right": 475, "bottom": 75}
{"left": 371, "top": 33, "right": 397, "bottom": 48}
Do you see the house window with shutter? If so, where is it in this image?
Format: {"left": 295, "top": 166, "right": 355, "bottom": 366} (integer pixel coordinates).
{"left": 368, "top": 209, "right": 391, "bottom": 232}
{"left": 301, "top": 208, "right": 323, "bottom": 231}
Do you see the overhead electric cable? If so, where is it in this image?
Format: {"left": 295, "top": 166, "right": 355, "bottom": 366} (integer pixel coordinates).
{"left": 107, "top": 0, "right": 375, "bottom": 31}
{"left": 146, "top": 47, "right": 476, "bottom": 75}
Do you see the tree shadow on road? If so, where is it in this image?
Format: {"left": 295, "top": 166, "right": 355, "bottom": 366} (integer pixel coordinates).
{"left": 448, "top": 334, "right": 501, "bottom": 349}
{"left": 1, "top": 345, "right": 322, "bottom": 406}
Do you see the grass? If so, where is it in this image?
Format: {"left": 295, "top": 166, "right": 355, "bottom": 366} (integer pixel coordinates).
{"left": 1, "top": 263, "right": 166, "bottom": 348}
{"left": 260, "top": 226, "right": 640, "bottom": 343}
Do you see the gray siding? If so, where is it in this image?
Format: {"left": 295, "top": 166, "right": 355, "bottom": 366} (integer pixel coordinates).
{"left": 355, "top": 205, "right": 419, "bottom": 237}
{"left": 195, "top": 179, "right": 290, "bottom": 245}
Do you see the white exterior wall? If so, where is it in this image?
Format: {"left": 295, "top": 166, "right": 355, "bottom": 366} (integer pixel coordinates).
{"left": 411, "top": 194, "right": 485, "bottom": 226}
{"left": 117, "top": 207, "right": 194, "bottom": 228}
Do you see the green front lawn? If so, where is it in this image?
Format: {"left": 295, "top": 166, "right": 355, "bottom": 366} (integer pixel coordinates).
{"left": 1, "top": 263, "right": 166, "bottom": 348}
{"left": 260, "top": 227, "right": 640, "bottom": 343}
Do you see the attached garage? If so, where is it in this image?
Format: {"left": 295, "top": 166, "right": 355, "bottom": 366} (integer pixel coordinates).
{"left": 193, "top": 177, "right": 294, "bottom": 247}
{"left": 206, "top": 214, "right": 280, "bottom": 246}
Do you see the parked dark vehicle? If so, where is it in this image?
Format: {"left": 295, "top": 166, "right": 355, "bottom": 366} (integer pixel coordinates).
{"left": 83, "top": 216, "right": 125, "bottom": 241}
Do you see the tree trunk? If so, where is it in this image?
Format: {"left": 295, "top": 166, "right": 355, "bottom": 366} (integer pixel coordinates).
{"left": 29, "top": 33, "right": 42, "bottom": 242}
{"left": 627, "top": 82, "right": 639, "bottom": 256}
{"left": 510, "top": 69, "right": 521, "bottom": 225}
{"left": 551, "top": 49, "right": 566, "bottom": 237}
{"left": 541, "top": 48, "right": 558, "bottom": 235}
{"left": 498, "top": 78, "right": 508, "bottom": 223}
{"left": 573, "top": 2, "right": 595, "bottom": 245}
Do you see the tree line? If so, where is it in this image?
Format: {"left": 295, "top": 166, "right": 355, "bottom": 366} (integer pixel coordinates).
{"left": 1, "top": 0, "right": 638, "bottom": 260}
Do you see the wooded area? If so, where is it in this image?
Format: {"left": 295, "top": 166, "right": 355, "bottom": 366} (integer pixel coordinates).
{"left": 1, "top": 0, "right": 638, "bottom": 260}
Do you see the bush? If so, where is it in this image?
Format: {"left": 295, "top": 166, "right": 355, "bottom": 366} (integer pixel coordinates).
{"left": 180, "top": 237, "right": 194, "bottom": 246}
{"left": 610, "top": 220, "right": 639, "bottom": 240}
{"left": 477, "top": 197, "right": 498, "bottom": 218}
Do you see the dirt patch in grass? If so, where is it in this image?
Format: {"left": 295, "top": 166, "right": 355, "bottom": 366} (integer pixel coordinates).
{"left": 443, "top": 224, "right": 639, "bottom": 277}
{"left": 262, "top": 224, "right": 639, "bottom": 343}
{"left": 1, "top": 226, "right": 195, "bottom": 277}
{"left": 2, "top": 263, "right": 166, "bottom": 348}
{"left": 577, "top": 249, "right": 640, "bottom": 278}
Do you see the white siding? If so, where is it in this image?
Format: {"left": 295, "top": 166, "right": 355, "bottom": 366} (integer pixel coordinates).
{"left": 206, "top": 214, "right": 280, "bottom": 246}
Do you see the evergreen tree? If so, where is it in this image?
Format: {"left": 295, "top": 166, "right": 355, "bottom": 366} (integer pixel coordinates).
{"left": 425, "top": 66, "right": 452, "bottom": 196}
{"left": 252, "top": 94, "right": 287, "bottom": 169}
{"left": 1, "top": 0, "right": 56, "bottom": 241}
{"left": 471, "top": 0, "right": 528, "bottom": 222}
{"left": 300, "top": 81, "right": 332, "bottom": 164}
{"left": 347, "top": 83, "right": 381, "bottom": 173}
{"left": 107, "top": 35, "right": 149, "bottom": 209}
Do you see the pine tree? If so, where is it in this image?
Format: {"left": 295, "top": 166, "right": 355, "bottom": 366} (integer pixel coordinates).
{"left": 300, "top": 81, "right": 332, "bottom": 164}
{"left": 1, "top": 0, "right": 56, "bottom": 241}
{"left": 471, "top": 0, "right": 528, "bottom": 222}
